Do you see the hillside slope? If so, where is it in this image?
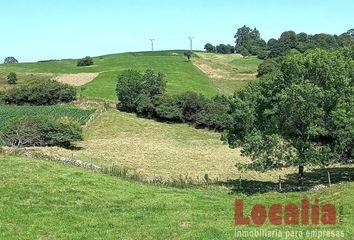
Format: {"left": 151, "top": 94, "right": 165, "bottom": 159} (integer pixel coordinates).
{"left": 0, "top": 156, "right": 353, "bottom": 240}
{"left": 192, "top": 53, "right": 262, "bottom": 95}
{"left": 0, "top": 51, "right": 219, "bottom": 100}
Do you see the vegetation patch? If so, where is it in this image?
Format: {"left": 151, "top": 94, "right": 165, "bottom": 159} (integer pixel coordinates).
{"left": 0, "top": 156, "right": 353, "bottom": 239}
{"left": 0, "top": 105, "right": 95, "bottom": 128}
{"left": 192, "top": 53, "right": 262, "bottom": 94}
{"left": 55, "top": 72, "right": 99, "bottom": 86}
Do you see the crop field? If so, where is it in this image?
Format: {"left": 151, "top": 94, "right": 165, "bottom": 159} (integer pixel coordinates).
{"left": 0, "top": 105, "right": 95, "bottom": 128}
{"left": 0, "top": 156, "right": 353, "bottom": 240}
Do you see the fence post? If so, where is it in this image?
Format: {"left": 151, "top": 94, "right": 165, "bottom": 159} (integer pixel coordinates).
{"left": 278, "top": 175, "right": 282, "bottom": 191}
{"left": 327, "top": 171, "right": 331, "bottom": 187}
{"left": 239, "top": 174, "right": 242, "bottom": 189}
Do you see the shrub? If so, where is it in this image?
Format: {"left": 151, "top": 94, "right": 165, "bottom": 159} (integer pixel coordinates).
{"left": 184, "top": 51, "right": 192, "bottom": 61}
{"left": 116, "top": 69, "right": 166, "bottom": 115}
{"left": 257, "top": 59, "right": 280, "bottom": 77}
{"left": 3, "top": 56, "right": 18, "bottom": 64}
{"left": 175, "top": 91, "right": 207, "bottom": 122}
{"left": 7, "top": 72, "right": 17, "bottom": 84}
{"left": 77, "top": 56, "right": 94, "bottom": 66}
{"left": 3, "top": 79, "right": 76, "bottom": 105}
{"left": 256, "top": 50, "right": 268, "bottom": 60}
{"left": 195, "top": 95, "right": 232, "bottom": 130}
{"left": 155, "top": 95, "right": 183, "bottom": 122}
{"left": 0, "top": 116, "right": 82, "bottom": 148}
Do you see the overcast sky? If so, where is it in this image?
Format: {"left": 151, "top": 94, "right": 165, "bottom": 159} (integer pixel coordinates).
{"left": 1, "top": 0, "right": 354, "bottom": 62}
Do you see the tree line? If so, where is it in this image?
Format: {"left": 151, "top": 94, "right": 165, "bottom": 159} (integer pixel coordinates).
{"left": 204, "top": 25, "right": 354, "bottom": 59}
{"left": 118, "top": 46, "right": 354, "bottom": 187}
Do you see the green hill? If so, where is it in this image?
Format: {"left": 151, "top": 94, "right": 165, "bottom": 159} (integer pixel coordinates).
{"left": 0, "top": 51, "right": 263, "bottom": 100}
{"left": 0, "top": 51, "right": 219, "bottom": 100}
{"left": 0, "top": 156, "right": 353, "bottom": 240}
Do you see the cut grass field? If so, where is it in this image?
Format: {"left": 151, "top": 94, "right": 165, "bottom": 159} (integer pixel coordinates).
{"left": 33, "top": 108, "right": 250, "bottom": 181}
{"left": 0, "top": 105, "right": 95, "bottom": 128}
{"left": 192, "top": 53, "right": 262, "bottom": 95}
{"left": 0, "top": 156, "right": 353, "bottom": 240}
{"left": 33, "top": 107, "right": 354, "bottom": 186}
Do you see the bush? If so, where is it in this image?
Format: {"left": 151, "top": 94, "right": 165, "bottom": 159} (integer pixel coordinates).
{"left": 116, "top": 69, "right": 166, "bottom": 115}
{"left": 174, "top": 91, "right": 207, "bottom": 122}
{"left": 0, "top": 116, "right": 82, "bottom": 148}
{"left": 3, "top": 79, "right": 76, "bottom": 105}
{"left": 195, "top": 96, "right": 232, "bottom": 130}
{"left": 155, "top": 95, "right": 183, "bottom": 122}
{"left": 256, "top": 50, "right": 268, "bottom": 60}
{"left": 3, "top": 56, "right": 18, "bottom": 64}
{"left": 7, "top": 72, "right": 17, "bottom": 84}
{"left": 184, "top": 51, "right": 192, "bottom": 61}
{"left": 116, "top": 69, "right": 232, "bottom": 130}
{"left": 77, "top": 56, "right": 94, "bottom": 66}
{"left": 257, "top": 59, "right": 280, "bottom": 77}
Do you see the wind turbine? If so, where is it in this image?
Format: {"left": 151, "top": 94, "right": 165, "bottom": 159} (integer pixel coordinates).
{"left": 149, "top": 38, "right": 155, "bottom": 51}
{"left": 188, "top": 36, "right": 195, "bottom": 51}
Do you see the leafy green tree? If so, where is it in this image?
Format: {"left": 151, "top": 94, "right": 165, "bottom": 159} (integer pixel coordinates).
{"left": 257, "top": 59, "right": 280, "bottom": 77}
{"left": 184, "top": 51, "right": 192, "bottom": 61}
{"left": 204, "top": 43, "right": 216, "bottom": 53}
{"left": 269, "top": 31, "right": 297, "bottom": 58}
{"left": 235, "top": 25, "right": 266, "bottom": 55}
{"left": 225, "top": 48, "right": 354, "bottom": 187}
{"left": 3, "top": 79, "right": 76, "bottom": 105}
{"left": 3, "top": 57, "right": 18, "bottom": 64}
{"left": 116, "top": 70, "right": 143, "bottom": 111}
{"left": 116, "top": 69, "right": 166, "bottom": 116}
{"left": 77, "top": 56, "right": 94, "bottom": 66}
{"left": 155, "top": 95, "right": 184, "bottom": 122}
{"left": 216, "top": 44, "right": 234, "bottom": 54}
{"left": 174, "top": 91, "right": 207, "bottom": 122}
{"left": 0, "top": 116, "right": 82, "bottom": 148}
{"left": 7, "top": 72, "right": 17, "bottom": 84}
{"left": 195, "top": 95, "right": 232, "bottom": 130}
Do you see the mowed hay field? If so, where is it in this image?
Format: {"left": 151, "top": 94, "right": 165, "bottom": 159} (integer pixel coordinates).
{"left": 192, "top": 53, "right": 262, "bottom": 95}
{"left": 1, "top": 156, "right": 354, "bottom": 240}
{"left": 34, "top": 108, "right": 300, "bottom": 183}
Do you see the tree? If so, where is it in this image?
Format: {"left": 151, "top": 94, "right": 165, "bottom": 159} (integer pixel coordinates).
{"left": 4, "top": 57, "right": 18, "bottom": 64}
{"left": 7, "top": 72, "right": 17, "bottom": 84}
{"left": 216, "top": 44, "right": 233, "bottom": 54}
{"left": 175, "top": 91, "right": 207, "bottom": 122}
{"left": 257, "top": 59, "right": 280, "bottom": 77}
{"left": 0, "top": 116, "right": 82, "bottom": 148}
{"left": 195, "top": 95, "right": 232, "bottom": 130}
{"left": 184, "top": 51, "right": 192, "bottom": 61}
{"left": 77, "top": 56, "right": 94, "bottom": 66}
{"left": 268, "top": 31, "right": 298, "bottom": 58}
{"left": 235, "top": 25, "right": 266, "bottom": 56}
{"left": 204, "top": 43, "right": 216, "bottom": 53}
{"left": 225, "top": 48, "right": 354, "bottom": 187}
{"left": 3, "top": 79, "right": 76, "bottom": 105}
{"left": 116, "top": 69, "right": 166, "bottom": 116}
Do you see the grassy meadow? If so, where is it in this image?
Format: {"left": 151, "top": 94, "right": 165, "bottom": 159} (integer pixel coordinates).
{"left": 0, "top": 156, "right": 353, "bottom": 240}
{"left": 192, "top": 53, "right": 262, "bottom": 95}
{"left": 0, "top": 51, "right": 262, "bottom": 100}
{"left": 0, "top": 51, "right": 220, "bottom": 100}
